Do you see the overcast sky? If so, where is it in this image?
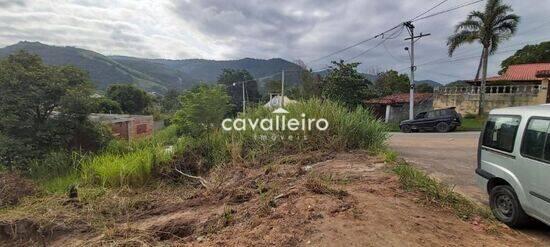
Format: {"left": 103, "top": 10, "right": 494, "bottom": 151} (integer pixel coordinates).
{"left": 0, "top": 0, "right": 548, "bottom": 84}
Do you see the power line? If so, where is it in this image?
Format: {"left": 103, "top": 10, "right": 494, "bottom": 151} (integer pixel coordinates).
{"left": 306, "top": 24, "right": 402, "bottom": 65}
{"left": 411, "top": 36, "right": 550, "bottom": 70}
{"left": 346, "top": 26, "right": 405, "bottom": 62}
{"left": 306, "top": 0, "right": 484, "bottom": 69}
{"left": 412, "top": 0, "right": 485, "bottom": 22}
{"left": 411, "top": 0, "right": 451, "bottom": 21}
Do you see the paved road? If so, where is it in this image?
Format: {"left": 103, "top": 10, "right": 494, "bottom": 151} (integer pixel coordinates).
{"left": 389, "top": 131, "right": 485, "bottom": 202}
{"left": 389, "top": 131, "right": 550, "bottom": 240}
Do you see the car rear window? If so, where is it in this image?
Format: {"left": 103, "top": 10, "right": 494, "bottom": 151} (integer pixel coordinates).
{"left": 482, "top": 115, "right": 521, "bottom": 153}
{"left": 521, "top": 118, "right": 550, "bottom": 162}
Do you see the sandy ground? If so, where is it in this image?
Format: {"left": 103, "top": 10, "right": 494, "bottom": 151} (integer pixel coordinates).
{"left": 29, "top": 152, "right": 548, "bottom": 246}
{"left": 389, "top": 131, "right": 550, "bottom": 243}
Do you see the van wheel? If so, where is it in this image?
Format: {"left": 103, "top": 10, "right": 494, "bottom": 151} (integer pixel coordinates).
{"left": 401, "top": 125, "right": 411, "bottom": 133}
{"left": 436, "top": 122, "right": 450, "bottom": 132}
{"left": 489, "top": 185, "right": 531, "bottom": 228}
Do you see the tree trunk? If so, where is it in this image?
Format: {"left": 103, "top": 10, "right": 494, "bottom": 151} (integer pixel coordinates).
{"left": 479, "top": 47, "right": 489, "bottom": 116}
{"left": 474, "top": 51, "right": 483, "bottom": 81}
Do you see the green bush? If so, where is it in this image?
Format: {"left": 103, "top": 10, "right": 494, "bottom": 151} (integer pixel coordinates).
{"left": 173, "top": 84, "right": 231, "bottom": 137}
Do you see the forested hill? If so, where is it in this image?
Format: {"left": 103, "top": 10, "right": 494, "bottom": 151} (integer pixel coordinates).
{"left": 0, "top": 41, "right": 303, "bottom": 93}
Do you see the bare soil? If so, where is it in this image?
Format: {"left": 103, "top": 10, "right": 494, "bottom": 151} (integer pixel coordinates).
{"left": 1, "top": 152, "right": 546, "bottom": 246}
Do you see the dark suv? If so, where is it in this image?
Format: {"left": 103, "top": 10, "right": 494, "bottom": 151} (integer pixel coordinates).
{"left": 399, "top": 107, "right": 461, "bottom": 133}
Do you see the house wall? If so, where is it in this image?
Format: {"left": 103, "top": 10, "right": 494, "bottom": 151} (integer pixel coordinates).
{"left": 433, "top": 79, "right": 549, "bottom": 115}
{"left": 127, "top": 115, "right": 154, "bottom": 140}
{"left": 386, "top": 99, "right": 434, "bottom": 123}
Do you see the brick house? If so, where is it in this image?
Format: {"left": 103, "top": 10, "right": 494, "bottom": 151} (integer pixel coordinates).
{"left": 89, "top": 114, "right": 154, "bottom": 141}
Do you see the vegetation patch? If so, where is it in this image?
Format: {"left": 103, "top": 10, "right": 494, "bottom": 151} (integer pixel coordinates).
{"left": 392, "top": 162, "right": 491, "bottom": 220}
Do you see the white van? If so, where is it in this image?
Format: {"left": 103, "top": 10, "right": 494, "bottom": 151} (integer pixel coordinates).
{"left": 476, "top": 105, "right": 550, "bottom": 227}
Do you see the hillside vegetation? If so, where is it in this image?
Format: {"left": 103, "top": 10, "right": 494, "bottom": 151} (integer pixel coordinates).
{"left": 0, "top": 42, "right": 304, "bottom": 93}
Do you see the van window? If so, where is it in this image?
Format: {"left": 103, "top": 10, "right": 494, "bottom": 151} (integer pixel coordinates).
{"left": 521, "top": 119, "right": 550, "bottom": 160}
{"left": 482, "top": 115, "right": 521, "bottom": 153}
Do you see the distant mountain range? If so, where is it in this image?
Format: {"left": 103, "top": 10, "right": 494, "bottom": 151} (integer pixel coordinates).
{"left": 0, "top": 41, "right": 442, "bottom": 93}
{"left": 0, "top": 42, "right": 303, "bottom": 93}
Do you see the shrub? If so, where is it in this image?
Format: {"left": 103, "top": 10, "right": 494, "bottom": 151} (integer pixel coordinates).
{"left": 173, "top": 84, "right": 231, "bottom": 137}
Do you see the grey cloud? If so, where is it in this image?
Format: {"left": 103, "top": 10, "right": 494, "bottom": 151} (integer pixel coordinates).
{"left": 0, "top": 0, "right": 548, "bottom": 84}
{"left": 0, "top": 0, "right": 25, "bottom": 8}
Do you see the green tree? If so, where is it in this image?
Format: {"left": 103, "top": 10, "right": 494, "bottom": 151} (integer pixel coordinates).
{"left": 322, "top": 60, "right": 371, "bottom": 108}
{"left": 161, "top": 89, "right": 182, "bottom": 113}
{"left": 416, "top": 83, "right": 434, "bottom": 93}
{"left": 173, "top": 84, "right": 231, "bottom": 137}
{"left": 447, "top": 0, "right": 519, "bottom": 115}
{"left": 92, "top": 97, "right": 123, "bottom": 114}
{"left": 374, "top": 70, "right": 410, "bottom": 96}
{"left": 217, "top": 69, "right": 260, "bottom": 113}
{"left": 500, "top": 41, "right": 550, "bottom": 74}
{"left": 0, "top": 51, "right": 108, "bottom": 168}
{"left": 106, "top": 84, "right": 152, "bottom": 114}
{"left": 446, "top": 80, "right": 469, "bottom": 87}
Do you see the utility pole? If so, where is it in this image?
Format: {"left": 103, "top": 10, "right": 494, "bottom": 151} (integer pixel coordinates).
{"left": 242, "top": 81, "right": 246, "bottom": 114}
{"left": 281, "top": 70, "right": 285, "bottom": 108}
{"left": 404, "top": 21, "right": 430, "bottom": 120}
{"left": 233, "top": 81, "right": 246, "bottom": 114}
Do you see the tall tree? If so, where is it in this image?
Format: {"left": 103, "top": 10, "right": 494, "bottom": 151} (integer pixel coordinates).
{"left": 447, "top": 0, "right": 519, "bottom": 115}
{"left": 374, "top": 70, "right": 410, "bottom": 96}
{"left": 217, "top": 69, "right": 260, "bottom": 113}
{"left": 499, "top": 41, "right": 550, "bottom": 74}
{"left": 0, "top": 51, "right": 108, "bottom": 167}
{"left": 322, "top": 60, "right": 371, "bottom": 108}
{"left": 106, "top": 84, "right": 152, "bottom": 114}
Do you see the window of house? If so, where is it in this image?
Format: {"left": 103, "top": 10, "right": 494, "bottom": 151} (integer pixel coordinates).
{"left": 482, "top": 115, "right": 521, "bottom": 153}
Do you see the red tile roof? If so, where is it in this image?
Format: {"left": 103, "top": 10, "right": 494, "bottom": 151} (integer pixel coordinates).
{"left": 486, "top": 63, "right": 550, "bottom": 82}
{"left": 365, "top": 93, "right": 433, "bottom": 105}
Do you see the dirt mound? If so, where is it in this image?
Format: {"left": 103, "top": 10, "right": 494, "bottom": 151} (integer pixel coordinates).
{"left": 4, "top": 152, "right": 547, "bottom": 246}
{"left": 0, "top": 172, "right": 36, "bottom": 208}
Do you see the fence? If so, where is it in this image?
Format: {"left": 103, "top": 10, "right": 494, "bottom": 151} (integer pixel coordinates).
{"left": 434, "top": 85, "right": 540, "bottom": 96}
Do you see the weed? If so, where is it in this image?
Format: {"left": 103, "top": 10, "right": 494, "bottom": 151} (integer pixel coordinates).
{"left": 392, "top": 162, "right": 492, "bottom": 219}
{"left": 382, "top": 150, "right": 398, "bottom": 163}
{"left": 222, "top": 207, "right": 235, "bottom": 226}
{"left": 305, "top": 175, "right": 348, "bottom": 199}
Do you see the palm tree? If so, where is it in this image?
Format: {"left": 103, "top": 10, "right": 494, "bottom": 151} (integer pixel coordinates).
{"left": 447, "top": 0, "right": 519, "bottom": 115}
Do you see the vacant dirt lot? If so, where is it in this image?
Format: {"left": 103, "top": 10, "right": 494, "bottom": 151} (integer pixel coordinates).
{"left": 1, "top": 152, "right": 546, "bottom": 246}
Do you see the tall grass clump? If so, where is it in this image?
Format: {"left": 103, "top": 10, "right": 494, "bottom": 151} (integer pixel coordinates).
{"left": 232, "top": 98, "right": 388, "bottom": 155}
{"left": 81, "top": 126, "right": 179, "bottom": 187}
{"left": 82, "top": 148, "right": 155, "bottom": 187}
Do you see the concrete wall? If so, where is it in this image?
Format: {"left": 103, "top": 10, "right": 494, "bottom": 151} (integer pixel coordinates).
{"left": 433, "top": 79, "right": 549, "bottom": 115}
{"left": 386, "top": 99, "right": 433, "bottom": 123}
